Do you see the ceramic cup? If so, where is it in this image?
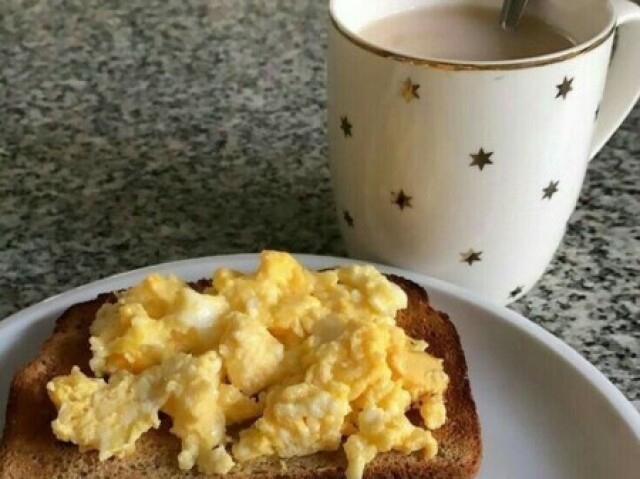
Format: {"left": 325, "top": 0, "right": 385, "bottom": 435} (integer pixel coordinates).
{"left": 328, "top": 0, "right": 640, "bottom": 304}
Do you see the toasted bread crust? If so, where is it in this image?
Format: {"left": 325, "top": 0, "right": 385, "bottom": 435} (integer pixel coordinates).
{"left": 0, "top": 276, "right": 481, "bottom": 478}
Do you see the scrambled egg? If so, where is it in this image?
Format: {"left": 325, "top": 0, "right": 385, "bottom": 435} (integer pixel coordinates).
{"left": 47, "top": 251, "right": 449, "bottom": 479}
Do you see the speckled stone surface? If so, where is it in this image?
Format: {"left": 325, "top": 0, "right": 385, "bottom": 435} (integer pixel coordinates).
{"left": 0, "top": 0, "right": 638, "bottom": 408}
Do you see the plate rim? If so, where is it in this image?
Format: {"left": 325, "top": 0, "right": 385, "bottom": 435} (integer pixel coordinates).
{"left": 1, "top": 252, "right": 639, "bottom": 439}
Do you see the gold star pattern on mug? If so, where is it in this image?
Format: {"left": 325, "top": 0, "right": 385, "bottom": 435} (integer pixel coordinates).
{"left": 460, "top": 249, "right": 482, "bottom": 266}
{"left": 343, "top": 210, "right": 354, "bottom": 227}
{"left": 401, "top": 78, "right": 420, "bottom": 102}
{"left": 340, "top": 116, "right": 352, "bottom": 137}
{"left": 542, "top": 180, "right": 559, "bottom": 199}
{"left": 509, "top": 285, "right": 524, "bottom": 298}
{"left": 469, "top": 148, "right": 493, "bottom": 170}
{"left": 391, "top": 190, "right": 413, "bottom": 210}
{"left": 555, "top": 76, "right": 573, "bottom": 100}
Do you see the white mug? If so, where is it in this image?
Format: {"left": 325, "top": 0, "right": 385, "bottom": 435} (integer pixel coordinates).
{"left": 328, "top": 0, "right": 640, "bottom": 304}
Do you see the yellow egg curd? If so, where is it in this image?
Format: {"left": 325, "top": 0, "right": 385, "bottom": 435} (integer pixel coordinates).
{"left": 47, "top": 251, "right": 448, "bottom": 479}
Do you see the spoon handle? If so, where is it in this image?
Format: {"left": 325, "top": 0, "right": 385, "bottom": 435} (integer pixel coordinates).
{"left": 500, "top": 0, "right": 530, "bottom": 30}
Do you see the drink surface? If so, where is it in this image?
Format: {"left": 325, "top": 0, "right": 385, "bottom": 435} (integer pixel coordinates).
{"left": 357, "top": 5, "right": 575, "bottom": 62}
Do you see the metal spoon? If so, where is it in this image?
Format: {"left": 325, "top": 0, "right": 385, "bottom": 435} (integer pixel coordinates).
{"left": 500, "top": 0, "right": 530, "bottom": 30}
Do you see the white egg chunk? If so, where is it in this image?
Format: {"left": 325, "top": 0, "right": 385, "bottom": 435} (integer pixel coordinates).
{"left": 233, "top": 382, "right": 351, "bottom": 461}
{"left": 420, "top": 393, "right": 447, "bottom": 430}
{"left": 214, "top": 251, "right": 308, "bottom": 319}
{"left": 305, "top": 323, "right": 394, "bottom": 402}
{"left": 168, "top": 287, "right": 229, "bottom": 343}
{"left": 49, "top": 352, "right": 232, "bottom": 475}
{"left": 89, "top": 275, "right": 228, "bottom": 376}
{"left": 219, "top": 313, "right": 284, "bottom": 395}
{"left": 389, "top": 348, "right": 449, "bottom": 402}
{"left": 219, "top": 384, "right": 264, "bottom": 425}
{"left": 89, "top": 303, "right": 173, "bottom": 376}
{"left": 160, "top": 352, "right": 229, "bottom": 474}
{"left": 336, "top": 265, "right": 408, "bottom": 318}
{"left": 308, "top": 313, "right": 348, "bottom": 345}
{"left": 199, "top": 446, "right": 235, "bottom": 474}
{"left": 47, "top": 367, "right": 166, "bottom": 460}
{"left": 344, "top": 435, "right": 377, "bottom": 479}
{"left": 344, "top": 404, "right": 438, "bottom": 477}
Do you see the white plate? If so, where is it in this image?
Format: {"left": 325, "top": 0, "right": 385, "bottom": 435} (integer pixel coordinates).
{"left": 1, "top": 254, "right": 639, "bottom": 478}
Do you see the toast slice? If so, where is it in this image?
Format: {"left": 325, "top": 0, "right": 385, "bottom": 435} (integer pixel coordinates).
{"left": 0, "top": 276, "right": 481, "bottom": 478}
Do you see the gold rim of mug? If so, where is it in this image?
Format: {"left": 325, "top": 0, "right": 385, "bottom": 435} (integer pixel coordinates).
{"left": 329, "top": 15, "right": 616, "bottom": 71}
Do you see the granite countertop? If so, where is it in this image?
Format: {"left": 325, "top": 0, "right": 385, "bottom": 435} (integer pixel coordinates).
{"left": 0, "top": 1, "right": 638, "bottom": 408}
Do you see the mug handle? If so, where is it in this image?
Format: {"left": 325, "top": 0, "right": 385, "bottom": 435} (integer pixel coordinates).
{"left": 590, "top": 0, "right": 640, "bottom": 159}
